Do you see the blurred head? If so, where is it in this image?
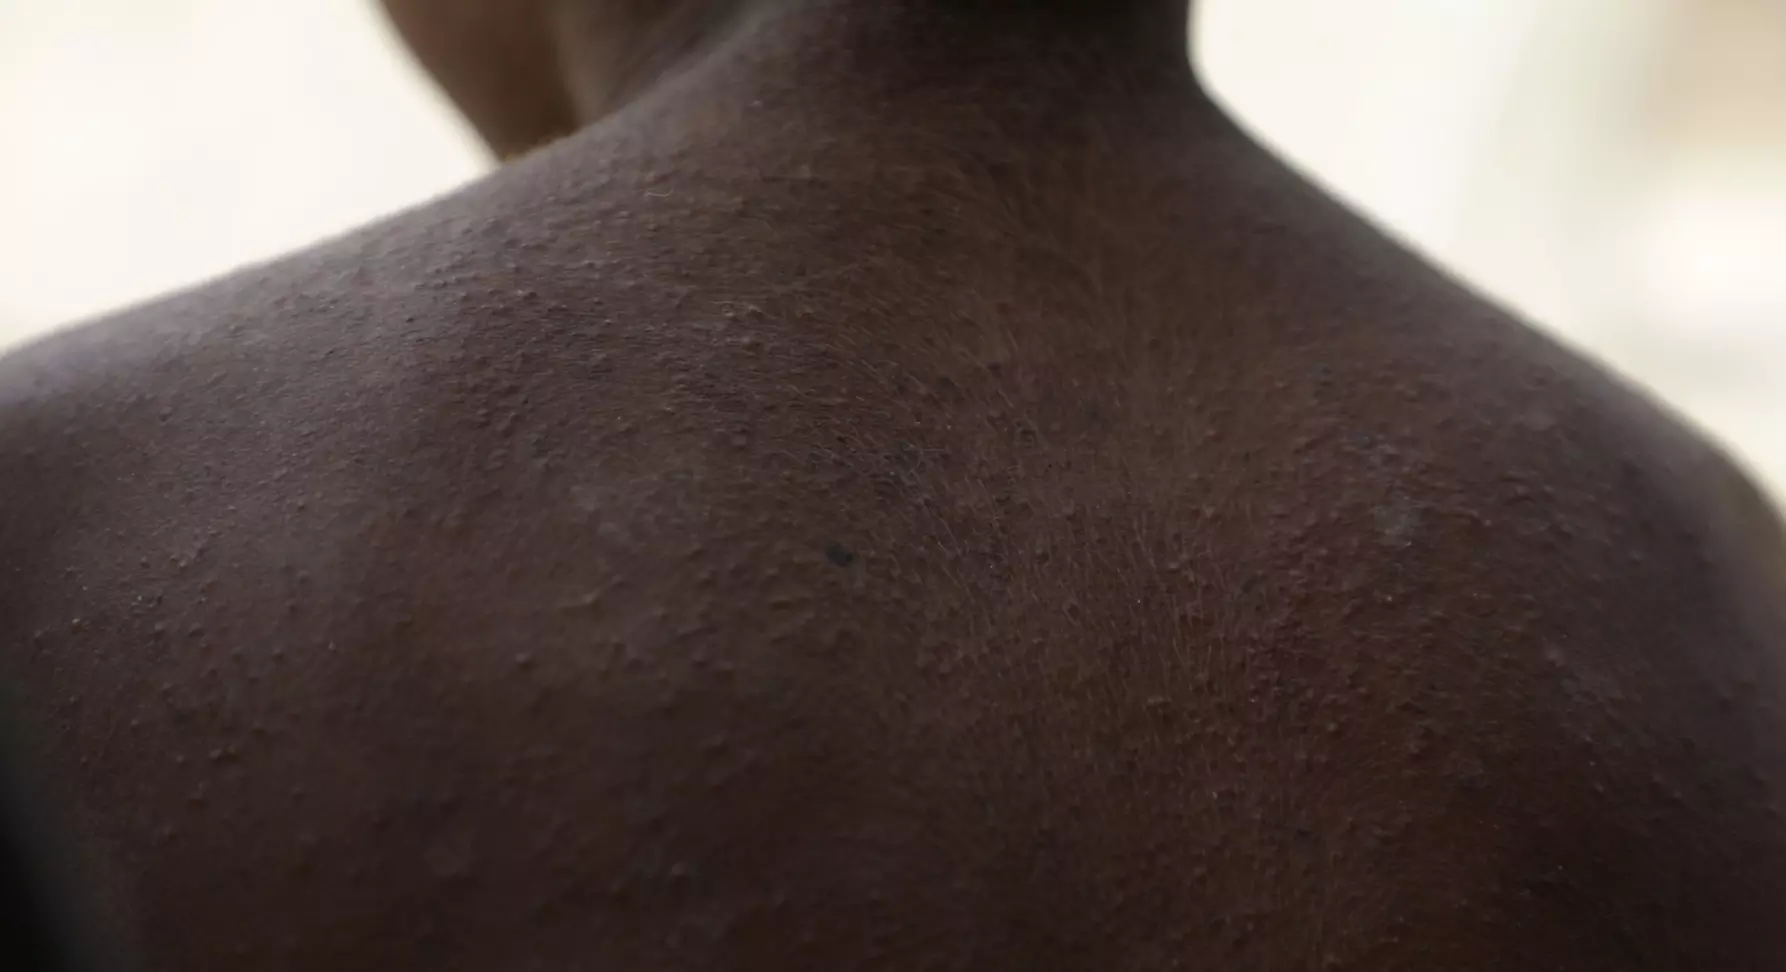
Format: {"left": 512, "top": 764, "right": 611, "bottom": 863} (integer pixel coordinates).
{"left": 380, "top": 0, "right": 575, "bottom": 159}
{"left": 379, "top": 0, "right": 742, "bottom": 159}
{"left": 381, "top": 0, "right": 1190, "bottom": 158}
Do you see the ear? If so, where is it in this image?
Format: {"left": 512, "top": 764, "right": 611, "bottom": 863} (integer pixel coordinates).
{"left": 379, "top": 0, "right": 581, "bottom": 158}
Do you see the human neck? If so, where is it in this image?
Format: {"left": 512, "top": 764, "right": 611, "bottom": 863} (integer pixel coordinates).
{"left": 547, "top": 0, "right": 1196, "bottom": 127}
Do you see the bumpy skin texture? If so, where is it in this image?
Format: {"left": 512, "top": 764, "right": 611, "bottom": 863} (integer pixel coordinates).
{"left": 5, "top": 4, "right": 1786, "bottom": 969}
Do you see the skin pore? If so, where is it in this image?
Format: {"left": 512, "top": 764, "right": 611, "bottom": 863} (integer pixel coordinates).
{"left": 3, "top": 0, "right": 1786, "bottom": 968}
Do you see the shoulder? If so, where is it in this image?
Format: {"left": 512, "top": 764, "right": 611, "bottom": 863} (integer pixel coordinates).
{"left": 0, "top": 166, "right": 554, "bottom": 645}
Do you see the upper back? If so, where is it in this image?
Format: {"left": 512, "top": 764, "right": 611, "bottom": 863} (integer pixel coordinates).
{"left": 5, "top": 32, "right": 1786, "bottom": 968}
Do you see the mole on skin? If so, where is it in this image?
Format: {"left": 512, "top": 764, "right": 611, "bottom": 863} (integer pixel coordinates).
{"left": 3, "top": 1, "right": 1786, "bottom": 969}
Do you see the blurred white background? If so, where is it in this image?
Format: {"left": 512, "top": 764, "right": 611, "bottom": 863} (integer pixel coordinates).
{"left": 2, "top": 0, "right": 1783, "bottom": 496}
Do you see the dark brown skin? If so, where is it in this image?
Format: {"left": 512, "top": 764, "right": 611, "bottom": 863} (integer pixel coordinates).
{"left": 5, "top": 0, "right": 1786, "bottom": 968}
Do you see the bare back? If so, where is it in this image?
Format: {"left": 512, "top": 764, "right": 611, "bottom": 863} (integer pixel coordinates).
{"left": 4, "top": 4, "right": 1786, "bottom": 969}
